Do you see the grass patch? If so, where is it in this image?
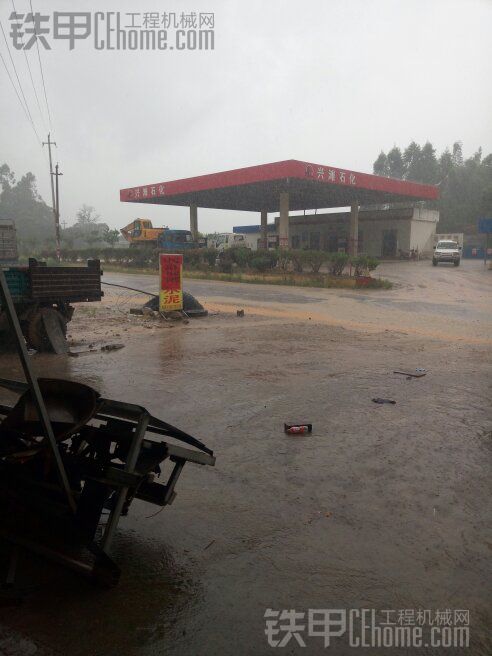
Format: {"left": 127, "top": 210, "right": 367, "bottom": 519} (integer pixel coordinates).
{"left": 102, "top": 264, "right": 393, "bottom": 290}
{"left": 183, "top": 270, "right": 392, "bottom": 289}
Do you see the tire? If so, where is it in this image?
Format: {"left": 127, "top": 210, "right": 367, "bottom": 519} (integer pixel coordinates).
{"left": 432, "top": 259, "right": 438, "bottom": 266}
{"left": 144, "top": 291, "right": 208, "bottom": 317}
{"left": 26, "top": 307, "right": 67, "bottom": 352}
{"left": 454, "top": 259, "right": 460, "bottom": 267}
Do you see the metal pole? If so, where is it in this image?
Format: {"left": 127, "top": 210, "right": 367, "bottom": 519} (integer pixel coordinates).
{"left": 100, "top": 412, "right": 150, "bottom": 554}
{"left": 53, "top": 163, "right": 62, "bottom": 261}
{"left": 43, "top": 134, "right": 58, "bottom": 257}
{"left": 0, "top": 269, "right": 76, "bottom": 513}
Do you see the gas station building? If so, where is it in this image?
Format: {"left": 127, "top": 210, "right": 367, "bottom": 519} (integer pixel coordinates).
{"left": 120, "top": 159, "right": 439, "bottom": 256}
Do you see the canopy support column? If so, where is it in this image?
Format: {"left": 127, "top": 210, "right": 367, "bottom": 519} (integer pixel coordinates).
{"left": 279, "top": 192, "right": 289, "bottom": 249}
{"left": 190, "top": 204, "right": 198, "bottom": 241}
{"left": 349, "top": 200, "right": 359, "bottom": 256}
{"left": 260, "top": 210, "right": 268, "bottom": 249}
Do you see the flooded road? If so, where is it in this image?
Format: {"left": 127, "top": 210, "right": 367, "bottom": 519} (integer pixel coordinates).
{"left": 0, "top": 260, "right": 491, "bottom": 655}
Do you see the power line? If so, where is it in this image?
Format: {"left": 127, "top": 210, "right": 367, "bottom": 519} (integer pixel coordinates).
{"left": 0, "top": 18, "right": 41, "bottom": 143}
{"left": 0, "top": 48, "right": 40, "bottom": 144}
{"left": 11, "top": 0, "right": 47, "bottom": 131}
{"left": 29, "top": 0, "right": 51, "bottom": 129}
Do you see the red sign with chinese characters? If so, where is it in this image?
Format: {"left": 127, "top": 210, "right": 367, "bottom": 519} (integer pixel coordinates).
{"left": 159, "top": 253, "right": 183, "bottom": 311}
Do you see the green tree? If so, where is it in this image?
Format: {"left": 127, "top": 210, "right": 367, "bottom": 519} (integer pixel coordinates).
{"left": 0, "top": 164, "right": 55, "bottom": 249}
{"left": 373, "top": 152, "right": 389, "bottom": 176}
{"left": 386, "top": 147, "right": 405, "bottom": 179}
{"left": 76, "top": 204, "right": 100, "bottom": 224}
{"left": 373, "top": 143, "right": 492, "bottom": 232}
{"left": 104, "top": 228, "right": 120, "bottom": 247}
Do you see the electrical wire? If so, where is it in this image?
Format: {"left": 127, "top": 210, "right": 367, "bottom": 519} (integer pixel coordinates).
{"left": 29, "top": 0, "right": 51, "bottom": 129}
{"left": 11, "top": 0, "right": 47, "bottom": 131}
{"left": 0, "top": 48, "right": 40, "bottom": 144}
{"left": 101, "top": 281, "right": 157, "bottom": 297}
{"left": 0, "top": 18, "right": 41, "bottom": 143}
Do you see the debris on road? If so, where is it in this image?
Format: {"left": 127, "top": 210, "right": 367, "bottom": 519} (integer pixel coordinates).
{"left": 284, "top": 422, "right": 313, "bottom": 434}
{"left": 237, "top": 309, "right": 245, "bottom": 317}
{"left": 372, "top": 397, "right": 396, "bottom": 404}
{"left": 394, "top": 369, "right": 427, "bottom": 378}
{"left": 100, "top": 343, "right": 125, "bottom": 352}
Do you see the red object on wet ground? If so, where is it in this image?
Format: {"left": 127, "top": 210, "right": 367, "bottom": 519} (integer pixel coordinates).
{"left": 284, "top": 423, "right": 313, "bottom": 434}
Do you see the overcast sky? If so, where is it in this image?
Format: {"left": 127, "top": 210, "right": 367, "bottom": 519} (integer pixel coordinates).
{"left": 1, "top": 0, "right": 491, "bottom": 233}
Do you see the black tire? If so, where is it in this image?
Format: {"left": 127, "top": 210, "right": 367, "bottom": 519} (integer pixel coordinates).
{"left": 144, "top": 291, "right": 208, "bottom": 317}
{"left": 432, "top": 259, "right": 438, "bottom": 266}
{"left": 26, "top": 307, "right": 67, "bottom": 352}
{"left": 454, "top": 259, "right": 460, "bottom": 267}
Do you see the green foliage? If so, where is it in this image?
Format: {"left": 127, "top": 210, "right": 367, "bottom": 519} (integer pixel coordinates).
{"left": 249, "top": 253, "right": 277, "bottom": 272}
{"left": 248, "top": 256, "right": 270, "bottom": 272}
{"left": 327, "top": 252, "right": 349, "bottom": 276}
{"left": 275, "top": 248, "right": 292, "bottom": 271}
{"left": 201, "top": 248, "right": 218, "bottom": 267}
{"left": 351, "top": 255, "right": 379, "bottom": 277}
{"left": 300, "top": 250, "right": 327, "bottom": 273}
{"left": 228, "top": 246, "right": 254, "bottom": 268}
{"left": 76, "top": 204, "right": 100, "bottom": 224}
{"left": 182, "top": 248, "right": 202, "bottom": 268}
{"left": 289, "top": 249, "right": 305, "bottom": 272}
{"left": 373, "top": 142, "right": 492, "bottom": 232}
{"left": 0, "top": 164, "right": 55, "bottom": 248}
{"left": 104, "top": 228, "right": 120, "bottom": 247}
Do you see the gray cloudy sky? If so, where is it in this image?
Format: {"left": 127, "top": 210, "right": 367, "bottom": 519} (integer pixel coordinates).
{"left": 1, "top": 0, "right": 491, "bottom": 233}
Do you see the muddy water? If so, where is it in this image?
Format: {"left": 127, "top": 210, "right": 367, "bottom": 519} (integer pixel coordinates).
{"left": 0, "top": 261, "right": 491, "bottom": 655}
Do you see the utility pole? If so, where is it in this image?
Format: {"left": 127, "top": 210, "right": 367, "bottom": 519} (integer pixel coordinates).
{"left": 42, "top": 133, "right": 60, "bottom": 259}
{"left": 52, "top": 163, "right": 63, "bottom": 261}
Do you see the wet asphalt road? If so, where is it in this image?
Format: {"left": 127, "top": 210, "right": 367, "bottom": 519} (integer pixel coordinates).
{"left": 0, "top": 260, "right": 491, "bottom": 655}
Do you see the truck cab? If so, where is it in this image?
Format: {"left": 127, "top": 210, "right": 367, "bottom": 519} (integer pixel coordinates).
{"left": 157, "top": 228, "right": 197, "bottom": 250}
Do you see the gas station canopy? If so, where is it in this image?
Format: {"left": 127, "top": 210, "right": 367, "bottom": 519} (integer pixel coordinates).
{"left": 120, "top": 159, "right": 439, "bottom": 213}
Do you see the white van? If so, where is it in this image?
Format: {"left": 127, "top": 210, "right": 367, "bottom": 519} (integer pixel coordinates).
{"left": 211, "top": 233, "right": 249, "bottom": 251}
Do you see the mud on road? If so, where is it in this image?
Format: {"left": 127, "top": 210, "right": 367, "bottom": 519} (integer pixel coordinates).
{"left": 0, "top": 260, "right": 491, "bottom": 655}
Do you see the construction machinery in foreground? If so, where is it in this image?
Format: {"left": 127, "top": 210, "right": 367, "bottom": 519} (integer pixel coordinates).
{"left": 0, "top": 267, "right": 215, "bottom": 588}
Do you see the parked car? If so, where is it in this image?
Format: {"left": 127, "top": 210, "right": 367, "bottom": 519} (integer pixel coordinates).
{"left": 432, "top": 240, "right": 461, "bottom": 267}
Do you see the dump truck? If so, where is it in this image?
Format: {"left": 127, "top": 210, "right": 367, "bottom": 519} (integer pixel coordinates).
{"left": 0, "top": 220, "right": 18, "bottom": 265}
{"left": 0, "top": 258, "right": 102, "bottom": 352}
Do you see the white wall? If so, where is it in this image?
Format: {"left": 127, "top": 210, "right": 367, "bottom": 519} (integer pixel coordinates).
{"left": 410, "top": 209, "right": 439, "bottom": 254}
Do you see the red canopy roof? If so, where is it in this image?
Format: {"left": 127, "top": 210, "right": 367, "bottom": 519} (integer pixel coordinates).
{"left": 120, "top": 159, "right": 439, "bottom": 212}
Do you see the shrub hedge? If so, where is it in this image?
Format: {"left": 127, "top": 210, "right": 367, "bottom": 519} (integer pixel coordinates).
{"left": 35, "top": 246, "right": 381, "bottom": 277}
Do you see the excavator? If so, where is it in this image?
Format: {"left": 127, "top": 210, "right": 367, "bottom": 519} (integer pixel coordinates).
{"left": 120, "top": 219, "right": 197, "bottom": 249}
{"left": 120, "top": 219, "right": 164, "bottom": 246}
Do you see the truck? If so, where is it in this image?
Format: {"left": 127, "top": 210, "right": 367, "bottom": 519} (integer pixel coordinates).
{"left": 157, "top": 228, "right": 197, "bottom": 250}
{"left": 0, "top": 258, "right": 102, "bottom": 352}
{"left": 0, "top": 220, "right": 18, "bottom": 264}
{"left": 121, "top": 219, "right": 198, "bottom": 250}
